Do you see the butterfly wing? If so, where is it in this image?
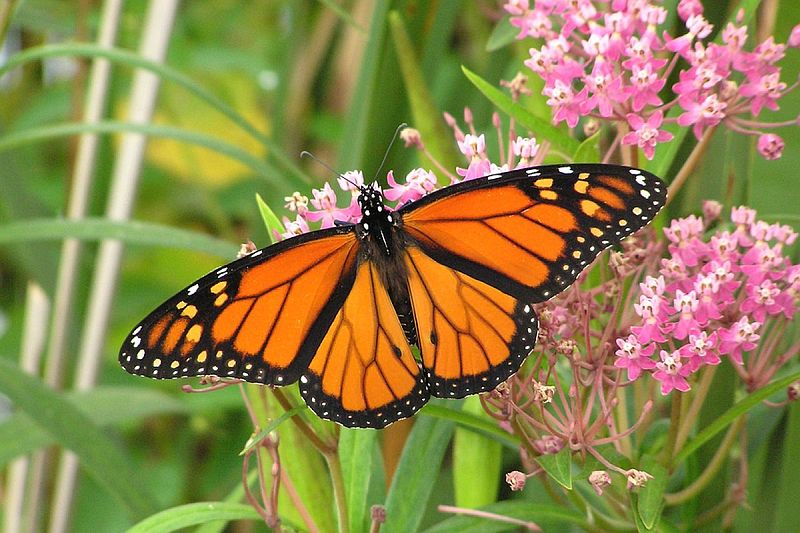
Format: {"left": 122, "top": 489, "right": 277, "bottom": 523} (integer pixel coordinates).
{"left": 399, "top": 164, "right": 666, "bottom": 396}
{"left": 298, "top": 259, "right": 429, "bottom": 428}
{"left": 119, "top": 228, "right": 360, "bottom": 387}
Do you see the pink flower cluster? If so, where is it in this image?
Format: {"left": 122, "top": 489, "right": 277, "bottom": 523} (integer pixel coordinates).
{"left": 278, "top": 167, "right": 438, "bottom": 240}
{"left": 503, "top": 0, "right": 799, "bottom": 160}
{"left": 616, "top": 204, "right": 799, "bottom": 394}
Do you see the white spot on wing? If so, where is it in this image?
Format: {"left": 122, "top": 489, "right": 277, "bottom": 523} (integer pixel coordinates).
{"left": 187, "top": 284, "right": 199, "bottom": 295}
{"left": 558, "top": 166, "right": 573, "bottom": 174}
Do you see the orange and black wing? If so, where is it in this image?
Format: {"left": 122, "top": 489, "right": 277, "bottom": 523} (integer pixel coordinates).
{"left": 298, "top": 259, "right": 429, "bottom": 428}
{"left": 399, "top": 164, "right": 666, "bottom": 396}
{"left": 119, "top": 227, "right": 360, "bottom": 387}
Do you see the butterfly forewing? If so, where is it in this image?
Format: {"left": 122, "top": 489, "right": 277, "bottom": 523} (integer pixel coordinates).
{"left": 399, "top": 164, "right": 666, "bottom": 302}
{"left": 119, "top": 228, "right": 359, "bottom": 386}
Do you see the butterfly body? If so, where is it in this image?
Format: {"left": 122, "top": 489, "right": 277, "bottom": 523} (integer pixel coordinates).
{"left": 120, "top": 164, "right": 666, "bottom": 428}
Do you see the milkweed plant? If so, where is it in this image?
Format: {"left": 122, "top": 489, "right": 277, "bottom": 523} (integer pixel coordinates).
{"left": 225, "top": 1, "right": 800, "bottom": 530}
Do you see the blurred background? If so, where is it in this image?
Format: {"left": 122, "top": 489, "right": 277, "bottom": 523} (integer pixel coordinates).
{"left": 0, "top": 0, "right": 798, "bottom": 531}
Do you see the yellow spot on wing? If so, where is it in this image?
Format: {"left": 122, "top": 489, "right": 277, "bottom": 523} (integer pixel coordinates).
{"left": 170, "top": 360, "right": 180, "bottom": 369}
{"left": 574, "top": 180, "right": 589, "bottom": 194}
{"left": 214, "top": 293, "right": 228, "bottom": 307}
{"left": 581, "top": 199, "right": 601, "bottom": 216}
{"left": 591, "top": 227, "right": 604, "bottom": 237}
{"left": 186, "top": 324, "right": 203, "bottom": 342}
{"left": 211, "top": 281, "right": 227, "bottom": 294}
{"left": 181, "top": 305, "right": 198, "bottom": 318}
{"left": 540, "top": 190, "right": 558, "bottom": 201}
{"left": 534, "top": 178, "right": 553, "bottom": 188}
{"left": 197, "top": 350, "right": 208, "bottom": 363}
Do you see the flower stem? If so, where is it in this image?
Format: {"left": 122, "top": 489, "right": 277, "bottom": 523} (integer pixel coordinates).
{"left": 666, "top": 126, "right": 716, "bottom": 204}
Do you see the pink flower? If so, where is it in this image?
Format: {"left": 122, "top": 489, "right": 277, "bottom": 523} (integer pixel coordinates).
{"left": 304, "top": 182, "right": 357, "bottom": 228}
{"left": 680, "top": 331, "right": 720, "bottom": 372}
{"left": 671, "top": 289, "right": 699, "bottom": 340}
{"left": 741, "top": 72, "right": 786, "bottom": 115}
{"left": 278, "top": 214, "right": 310, "bottom": 240}
{"left": 741, "top": 280, "right": 794, "bottom": 322}
{"left": 653, "top": 350, "right": 692, "bottom": 394}
{"left": 615, "top": 334, "right": 657, "bottom": 380}
{"left": 632, "top": 294, "right": 671, "bottom": 343}
{"left": 543, "top": 80, "right": 587, "bottom": 127}
{"left": 789, "top": 24, "right": 800, "bottom": 48}
{"left": 384, "top": 168, "right": 437, "bottom": 204}
{"left": 284, "top": 191, "right": 309, "bottom": 216}
{"left": 757, "top": 133, "right": 784, "bottom": 160}
{"left": 718, "top": 317, "right": 760, "bottom": 364}
{"left": 511, "top": 136, "right": 540, "bottom": 166}
{"left": 622, "top": 111, "right": 673, "bottom": 160}
{"left": 677, "top": 93, "right": 727, "bottom": 139}
{"left": 336, "top": 170, "right": 365, "bottom": 194}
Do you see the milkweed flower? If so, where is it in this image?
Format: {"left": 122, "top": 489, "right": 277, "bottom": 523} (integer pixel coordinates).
{"left": 502, "top": 0, "right": 798, "bottom": 160}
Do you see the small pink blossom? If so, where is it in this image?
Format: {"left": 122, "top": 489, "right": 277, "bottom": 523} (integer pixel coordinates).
{"left": 615, "top": 334, "right": 656, "bottom": 380}
{"left": 718, "top": 316, "right": 760, "bottom": 365}
{"left": 622, "top": 111, "right": 673, "bottom": 160}
{"left": 653, "top": 349, "right": 692, "bottom": 394}
{"left": 511, "top": 136, "right": 540, "bottom": 165}
{"left": 789, "top": 24, "right": 800, "bottom": 48}
{"left": 384, "top": 168, "right": 437, "bottom": 204}
{"left": 757, "top": 133, "right": 784, "bottom": 160}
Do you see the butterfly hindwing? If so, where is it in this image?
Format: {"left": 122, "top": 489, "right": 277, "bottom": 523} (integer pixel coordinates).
{"left": 404, "top": 246, "right": 538, "bottom": 398}
{"left": 400, "top": 164, "right": 666, "bottom": 303}
{"left": 119, "top": 229, "right": 359, "bottom": 386}
{"left": 298, "top": 259, "right": 429, "bottom": 428}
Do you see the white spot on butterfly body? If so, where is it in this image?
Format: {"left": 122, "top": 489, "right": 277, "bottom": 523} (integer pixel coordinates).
{"left": 133, "top": 326, "right": 142, "bottom": 335}
{"left": 558, "top": 166, "right": 573, "bottom": 174}
{"left": 187, "top": 284, "right": 199, "bottom": 295}
{"left": 629, "top": 169, "right": 642, "bottom": 175}
{"left": 487, "top": 174, "right": 501, "bottom": 180}
{"left": 636, "top": 175, "right": 647, "bottom": 186}
{"left": 136, "top": 349, "right": 145, "bottom": 360}
{"left": 251, "top": 250, "right": 263, "bottom": 257}
{"left": 641, "top": 190, "right": 651, "bottom": 199}
{"left": 300, "top": 375, "right": 309, "bottom": 384}
{"left": 131, "top": 336, "right": 141, "bottom": 347}
{"left": 526, "top": 168, "right": 541, "bottom": 176}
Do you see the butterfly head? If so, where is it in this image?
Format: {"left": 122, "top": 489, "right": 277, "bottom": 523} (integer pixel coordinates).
{"left": 356, "top": 182, "right": 396, "bottom": 255}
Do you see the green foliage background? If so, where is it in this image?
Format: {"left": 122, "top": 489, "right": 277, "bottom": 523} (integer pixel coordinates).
{"left": 0, "top": 1, "right": 798, "bottom": 531}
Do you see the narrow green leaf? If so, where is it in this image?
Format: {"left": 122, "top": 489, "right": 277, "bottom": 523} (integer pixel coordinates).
{"left": 486, "top": 16, "right": 519, "bottom": 52}
{"left": 0, "top": 387, "right": 191, "bottom": 468}
{"left": 452, "top": 396, "right": 501, "bottom": 507}
{"left": 636, "top": 455, "right": 667, "bottom": 529}
{"left": 534, "top": 446, "right": 572, "bottom": 489}
{"left": 0, "top": 358, "right": 158, "bottom": 520}
{"left": 340, "top": 429, "right": 377, "bottom": 533}
{"left": 255, "top": 193, "right": 285, "bottom": 245}
{"left": 422, "top": 501, "right": 589, "bottom": 533}
{"left": 383, "top": 416, "right": 455, "bottom": 533}
{"left": 336, "top": 1, "right": 391, "bottom": 171}
{"left": 421, "top": 403, "right": 519, "bottom": 449}
{"left": 239, "top": 405, "right": 306, "bottom": 456}
{"left": 0, "top": 43, "right": 308, "bottom": 186}
{"left": 316, "top": 0, "right": 366, "bottom": 32}
{"left": 0, "top": 121, "right": 289, "bottom": 187}
{"left": 572, "top": 131, "right": 601, "bottom": 163}
{"left": 675, "top": 369, "right": 800, "bottom": 463}
{"left": 0, "top": 218, "right": 238, "bottom": 259}
{"left": 126, "top": 502, "right": 260, "bottom": 533}
{"left": 388, "top": 10, "right": 461, "bottom": 179}
{"left": 194, "top": 470, "right": 259, "bottom": 533}
{"left": 462, "top": 66, "right": 579, "bottom": 156}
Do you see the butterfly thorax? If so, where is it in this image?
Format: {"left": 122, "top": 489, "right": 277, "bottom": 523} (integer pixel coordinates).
{"left": 356, "top": 183, "right": 398, "bottom": 257}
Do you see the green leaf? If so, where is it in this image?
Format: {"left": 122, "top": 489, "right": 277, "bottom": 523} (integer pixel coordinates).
{"left": 421, "top": 403, "right": 519, "bottom": 449}
{"left": 0, "top": 359, "right": 158, "bottom": 520}
{"left": 0, "top": 43, "right": 308, "bottom": 187}
{"left": 383, "top": 416, "right": 455, "bottom": 533}
{"left": 534, "top": 446, "right": 572, "bottom": 489}
{"left": 0, "top": 121, "right": 290, "bottom": 188}
{"left": 462, "top": 66, "right": 579, "bottom": 156}
{"left": 572, "top": 131, "right": 601, "bottom": 163}
{"left": 255, "top": 193, "right": 285, "bottom": 245}
{"left": 452, "top": 396, "right": 501, "bottom": 507}
{"left": 239, "top": 405, "right": 307, "bottom": 456}
{"left": 675, "top": 369, "right": 800, "bottom": 463}
{"left": 0, "top": 387, "right": 192, "bottom": 468}
{"left": 636, "top": 455, "right": 667, "bottom": 530}
{"left": 389, "top": 10, "right": 461, "bottom": 179}
{"left": 339, "top": 429, "right": 377, "bottom": 533}
{"left": 422, "top": 501, "right": 589, "bottom": 533}
{"left": 126, "top": 502, "right": 260, "bottom": 533}
{"left": 336, "top": 2, "right": 392, "bottom": 171}
{"left": 486, "top": 16, "right": 519, "bottom": 52}
{"left": 0, "top": 218, "right": 238, "bottom": 259}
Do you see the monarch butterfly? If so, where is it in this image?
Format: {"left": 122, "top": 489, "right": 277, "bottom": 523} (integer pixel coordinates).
{"left": 120, "top": 164, "right": 666, "bottom": 428}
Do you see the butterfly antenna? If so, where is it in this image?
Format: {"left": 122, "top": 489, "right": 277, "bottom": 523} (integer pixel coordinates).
{"left": 300, "top": 150, "right": 359, "bottom": 189}
{"left": 371, "top": 122, "right": 408, "bottom": 182}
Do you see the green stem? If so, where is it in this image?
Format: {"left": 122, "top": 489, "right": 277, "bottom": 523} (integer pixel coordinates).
{"left": 674, "top": 366, "right": 717, "bottom": 454}
{"left": 664, "top": 417, "right": 744, "bottom": 506}
{"left": 324, "top": 452, "right": 349, "bottom": 533}
{"left": 0, "top": 0, "right": 17, "bottom": 45}
{"left": 666, "top": 126, "right": 716, "bottom": 204}
{"left": 661, "top": 392, "right": 684, "bottom": 466}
